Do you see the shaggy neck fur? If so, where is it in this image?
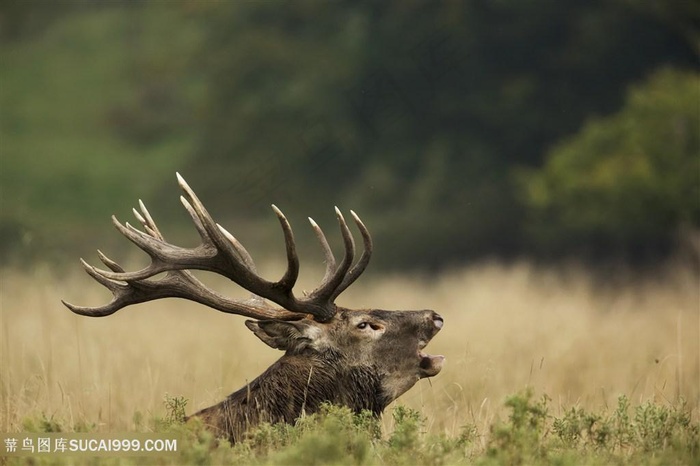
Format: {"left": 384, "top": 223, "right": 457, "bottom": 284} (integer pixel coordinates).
{"left": 190, "top": 351, "right": 389, "bottom": 443}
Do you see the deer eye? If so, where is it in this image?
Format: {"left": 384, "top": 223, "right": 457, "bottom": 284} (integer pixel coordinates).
{"left": 357, "top": 322, "right": 383, "bottom": 332}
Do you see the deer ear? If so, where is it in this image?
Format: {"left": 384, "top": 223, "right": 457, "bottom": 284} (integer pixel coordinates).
{"left": 245, "top": 320, "right": 319, "bottom": 352}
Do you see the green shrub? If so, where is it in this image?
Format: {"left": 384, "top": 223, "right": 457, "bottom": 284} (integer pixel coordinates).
{"left": 11, "top": 392, "right": 698, "bottom": 465}
{"left": 486, "top": 390, "right": 550, "bottom": 464}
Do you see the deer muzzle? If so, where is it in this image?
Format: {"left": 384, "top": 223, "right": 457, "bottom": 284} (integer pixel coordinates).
{"left": 418, "top": 311, "right": 445, "bottom": 378}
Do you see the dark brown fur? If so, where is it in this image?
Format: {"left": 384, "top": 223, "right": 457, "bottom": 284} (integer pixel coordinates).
{"left": 189, "top": 308, "right": 444, "bottom": 443}
{"left": 190, "top": 351, "right": 387, "bottom": 443}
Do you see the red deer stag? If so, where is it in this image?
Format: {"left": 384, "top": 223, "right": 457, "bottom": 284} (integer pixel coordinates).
{"left": 63, "top": 173, "right": 444, "bottom": 443}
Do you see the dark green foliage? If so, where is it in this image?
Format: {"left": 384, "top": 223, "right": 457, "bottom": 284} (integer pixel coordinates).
{"left": 183, "top": 0, "right": 696, "bottom": 267}
{"left": 484, "top": 391, "right": 699, "bottom": 465}
{"left": 264, "top": 404, "right": 379, "bottom": 465}
{"left": 0, "top": 3, "right": 203, "bottom": 266}
{"left": 487, "top": 390, "right": 550, "bottom": 463}
{"left": 388, "top": 405, "right": 425, "bottom": 450}
{"left": 1, "top": 1, "right": 697, "bottom": 267}
{"left": 633, "top": 398, "right": 698, "bottom": 454}
{"left": 522, "top": 69, "right": 700, "bottom": 259}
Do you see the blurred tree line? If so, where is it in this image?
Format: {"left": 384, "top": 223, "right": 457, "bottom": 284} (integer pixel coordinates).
{"left": 1, "top": 0, "right": 697, "bottom": 269}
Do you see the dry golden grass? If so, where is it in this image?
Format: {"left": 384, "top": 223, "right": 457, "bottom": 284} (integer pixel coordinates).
{"left": 1, "top": 261, "right": 698, "bottom": 438}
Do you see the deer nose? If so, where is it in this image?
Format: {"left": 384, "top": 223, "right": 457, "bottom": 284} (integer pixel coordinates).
{"left": 432, "top": 312, "right": 444, "bottom": 329}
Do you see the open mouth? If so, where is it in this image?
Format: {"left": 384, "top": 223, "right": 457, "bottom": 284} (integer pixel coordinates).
{"left": 417, "top": 313, "right": 445, "bottom": 378}
{"left": 418, "top": 350, "right": 445, "bottom": 377}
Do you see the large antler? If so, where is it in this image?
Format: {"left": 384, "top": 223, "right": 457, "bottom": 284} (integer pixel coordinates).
{"left": 62, "top": 173, "right": 372, "bottom": 322}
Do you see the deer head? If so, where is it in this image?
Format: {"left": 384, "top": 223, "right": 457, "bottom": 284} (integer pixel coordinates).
{"left": 63, "top": 173, "right": 444, "bottom": 442}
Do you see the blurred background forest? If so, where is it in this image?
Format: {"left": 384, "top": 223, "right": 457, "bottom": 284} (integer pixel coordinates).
{"left": 1, "top": 0, "right": 698, "bottom": 271}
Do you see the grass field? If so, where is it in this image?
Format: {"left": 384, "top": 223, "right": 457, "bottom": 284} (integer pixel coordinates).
{"left": 1, "top": 260, "right": 698, "bottom": 464}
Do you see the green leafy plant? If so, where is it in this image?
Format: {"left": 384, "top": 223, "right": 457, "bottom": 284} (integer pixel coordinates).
{"left": 521, "top": 68, "right": 700, "bottom": 258}
{"left": 12, "top": 393, "right": 698, "bottom": 465}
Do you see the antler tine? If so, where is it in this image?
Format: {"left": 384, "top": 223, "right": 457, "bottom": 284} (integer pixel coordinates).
{"left": 63, "top": 237, "right": 167, "bottom": 317}
{"left": 331, "top": 210, "right": 373, "bottom": 300}
{"left": 135, "top": 199, "right": 164, "bottom": 241}
{"left": 176, "top": 172, "right": 248, "bottom": 271}
{"left": 215, "top": 222, "right": 272, "bottom": 307}
{"left": 62, "top": 257, "right": 137, "bottom": 317}
{"left": 305, "top": 207, "right": 355, "bottom": 305}
{"left": 178, "top": 195, "right": 258, "bottom": 275}
{"left": 129, "top": 199, "right": 281, "bottom": 314}
{"left": 86, "top": 198, "right": 201, "bottom": 282}
{"left": 308, "top": 217, "right": 336, "bottom": 287}
{"left": 62, "top": 298, "right": 124, "bottom": 317}
{"left": 87, "top": 217, "right": 181, "bottom": 281}
{"left": 271, "top": 204, "right": 300, "bottom": 291}
{"left": 176, "top": 174, "right": 301, "bottom": 306}
{"left": 95, "top": 249, "right": 121, "bottom": 271}
{"left": 217, "top": 223, "right": 257, "bottom": 273}
{"left": 178, "top": 194, "right": 262, "bottom": 278}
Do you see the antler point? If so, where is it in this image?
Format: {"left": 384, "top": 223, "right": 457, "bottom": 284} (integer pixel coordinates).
{"left": 132, "top": 207, "right": 145, "bottom": 223}
{"left": 334, "top": 207, "right": 347, "bottom": 222}
{"left": 176, "top": 172, "right": 193, "bottom": 192}
{"left": 60, "top": 299, "right": 76, "bottom": 311}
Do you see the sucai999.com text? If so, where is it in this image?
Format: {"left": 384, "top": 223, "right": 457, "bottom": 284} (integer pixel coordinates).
{"left": 1, "top": 433, "right": 178, "bottom": 457}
